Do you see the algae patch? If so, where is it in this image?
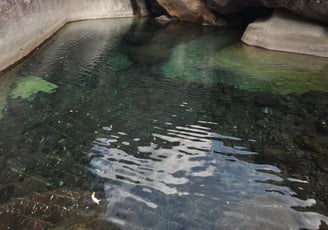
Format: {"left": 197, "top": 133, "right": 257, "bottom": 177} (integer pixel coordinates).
{"left": 10, "top": 76, "right": 58, "bottom": 99}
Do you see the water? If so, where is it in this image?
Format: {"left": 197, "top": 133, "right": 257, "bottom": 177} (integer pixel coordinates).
{"left": 0, "top": 18, "right": 328, "bottom": 229}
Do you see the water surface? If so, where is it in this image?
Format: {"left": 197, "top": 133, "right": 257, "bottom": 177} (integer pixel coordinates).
{"left": 0, "top": 18, "right": 328, "bottom": 229}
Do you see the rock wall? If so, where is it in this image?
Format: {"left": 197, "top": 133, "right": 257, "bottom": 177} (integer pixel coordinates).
{"left": 207, "top": 0, "right": 328, "bottom": 24}
{"left": 156, "top": 0, "right": 328, "bottom": 24}
{"left": 153, "top": 0, "right": 328, "bottom": 57}
{"left": 0, "top": 0, "right": 148, "bottom": 72}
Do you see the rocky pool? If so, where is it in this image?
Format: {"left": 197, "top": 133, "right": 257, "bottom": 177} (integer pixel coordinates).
{"left": 0, "top": 18, "right": 328, "bottom": 229}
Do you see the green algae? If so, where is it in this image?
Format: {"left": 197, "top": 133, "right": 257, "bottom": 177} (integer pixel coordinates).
{"left": 10, "top": 76, "right": 58, "bottom": 99}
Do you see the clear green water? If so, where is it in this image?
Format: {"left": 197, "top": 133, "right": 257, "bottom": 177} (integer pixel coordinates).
{"left": 0, "top": 18, "right": 328, "bottom": 229}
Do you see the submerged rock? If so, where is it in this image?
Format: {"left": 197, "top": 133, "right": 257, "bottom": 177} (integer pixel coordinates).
{"left": 242, "top": 10, "right": 328, "bottom": 57}
{"left": 211, "top": 43, "right": 328, "bottom": 94}
{"left": 0, "top": 189, "right": 106, "bottom": 229}
{"left": 160, "top": 30, "right": 328, "bottom": 94}
{"left": 155, "top": 15, "right": 171, "bottom": 22}
{"left": 317, "top": 119, "right": 328, "bottom": 135}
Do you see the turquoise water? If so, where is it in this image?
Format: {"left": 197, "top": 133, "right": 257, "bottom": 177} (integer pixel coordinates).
{"left": 0, "top": 18, "right": 328, "bottom": 229}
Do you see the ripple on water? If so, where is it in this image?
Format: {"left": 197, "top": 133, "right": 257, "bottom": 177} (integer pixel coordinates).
{"left": 88, "top": 120, "right": 323, "bottom": 229}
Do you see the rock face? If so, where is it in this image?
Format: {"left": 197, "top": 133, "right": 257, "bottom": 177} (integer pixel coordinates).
{"left": 0, "top": 0, "right": 148, "bottom": 72}
{"left": 156, "top": 0, "right": 216, "bottom": 24}
{"left": 156, "top": 0, "right": 328, "bottom": 24}
{"left": 242, "top": 10, "right": 328, "bottom": 57}
{"left": 154, "top": 0, "right": 328, "bottom": 57}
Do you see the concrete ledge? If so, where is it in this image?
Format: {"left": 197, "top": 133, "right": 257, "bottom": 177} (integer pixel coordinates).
{"left": 0, "top": 0, "right": 148, "bottom": 72}
{"left": 241, "top": 10, "right": 328, "bottom": 57}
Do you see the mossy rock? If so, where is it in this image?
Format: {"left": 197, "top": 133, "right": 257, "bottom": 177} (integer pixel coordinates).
{"left": 10, "top": 76, "right": 58, "bottom": 99}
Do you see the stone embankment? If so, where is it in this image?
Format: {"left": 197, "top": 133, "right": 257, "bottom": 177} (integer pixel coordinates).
{"left": 0, "top": 0, "right": 148, "bottom": 72}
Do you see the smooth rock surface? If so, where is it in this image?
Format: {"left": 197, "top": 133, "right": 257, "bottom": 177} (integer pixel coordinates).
{"left": 0, "top": 0, "right": 147, "bottom": 72}
{"left": 156, "top": 0, "right": 216, "bottom": 24}
{"left": 207, "top": 0, "right": 328, "bottom": 23}
{"left": 156, "top": 0, "right": 328, "bottom": 24}
{"left": 241, "top": 10, "right": 328, "bottom": 57}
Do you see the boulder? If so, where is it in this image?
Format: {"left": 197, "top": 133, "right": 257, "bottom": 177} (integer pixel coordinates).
{"left": 156, "top": 0, "right": 216, "bottom": 24}
{"left": 155, "top": 15, "right": 171, "bottom": 22}
{"left": 241, "top": 10, "right": 328, "bottom": 57}
{"left": 207, "top": 0, "right": 328, "bottom": 23}
{"left": 155, "top": 0, "right": 328, "bottom": 24}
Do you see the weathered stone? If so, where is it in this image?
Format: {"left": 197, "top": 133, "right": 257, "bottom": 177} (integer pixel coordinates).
{"left": 206, "top": 0, "right": 328, "bottom": 23}
{"left": 155, "top": 0, "right": 328, "bottom": 24}
{"left": 242, "top": 10, "right": 328, "bottom": 57}
{"left": 0, "top": 0, "right": 148, "bottom": 72}
{"left": 156, "top": 0, "right": 217, "bottom": 24}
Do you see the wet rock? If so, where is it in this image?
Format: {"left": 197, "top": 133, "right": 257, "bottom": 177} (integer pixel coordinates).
{"left": 0, "top": 189, "right": 105, "bottom": 229}
{"left": 155, "top": 15, "right": 171, "bottom": 22}
{"left": 210, "top": 43, "right": 328, "bottom": 94}
{"left": 315, "top": 154, "right": 328, "bottom": 173}
{"left": 129, "top": 44, "right": 171, "bottom": 65}
{"left": 156, "top": 0, "right": 217, "bottom": 24}
{"left": 294, "top": 135, "right": 322, "bottom": 153}
{"left": 0, "top": 184, "right": 14, "bottom": 203}
{"left": 155, "top": 0, "right": 328, "bottom": 24}
{"left": 53, "top": 216, "right": 121, "bottom": 230}
{"left": 317, "top": 119, "right": 328, "bottom": 135}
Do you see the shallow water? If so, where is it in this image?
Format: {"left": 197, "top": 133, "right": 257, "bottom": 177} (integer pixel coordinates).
{"left": 0, "top": 18, "right": 328, "bottom": 229}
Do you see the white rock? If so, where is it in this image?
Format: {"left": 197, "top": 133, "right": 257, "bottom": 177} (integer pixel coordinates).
{"left": 242, "top": 10, "right": 328, "bottom": 57}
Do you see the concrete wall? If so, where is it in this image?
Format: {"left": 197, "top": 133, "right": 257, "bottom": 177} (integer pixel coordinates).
{"left": 0, "top": 0, "right": 148, "bottom": 72}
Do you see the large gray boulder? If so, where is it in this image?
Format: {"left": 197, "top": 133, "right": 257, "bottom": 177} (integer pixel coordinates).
{"left": 242, "top": 10, "right": 328, "bottom": 57}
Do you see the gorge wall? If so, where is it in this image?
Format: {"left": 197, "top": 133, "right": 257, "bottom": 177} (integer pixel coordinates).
{"left": 0, "top": 0, "right": 148, "bottom": 72}
{"left": 154, "top": 0, "right": 328, "bottom": 57}
{"left": 155, "top": 0, "right": 328, "bottom": 25}
{"left": 0, "top": 0, "right": 327, "bottom": 72}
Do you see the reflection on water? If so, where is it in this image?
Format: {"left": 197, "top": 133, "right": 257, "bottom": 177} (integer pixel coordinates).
{"left": 89, "top": 120, "right": 327, "bottom": 229}
{"left": 0, "top": 18, "right": 328, "bottom": 229}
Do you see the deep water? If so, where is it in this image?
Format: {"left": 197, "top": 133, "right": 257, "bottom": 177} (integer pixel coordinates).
{"left": 0, "top": 18, "right": 328, "bottom": 229}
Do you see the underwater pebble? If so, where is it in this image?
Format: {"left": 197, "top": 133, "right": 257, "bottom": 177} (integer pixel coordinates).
{"left": 102, "top": 126, "right": 112, "bottom": 131}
